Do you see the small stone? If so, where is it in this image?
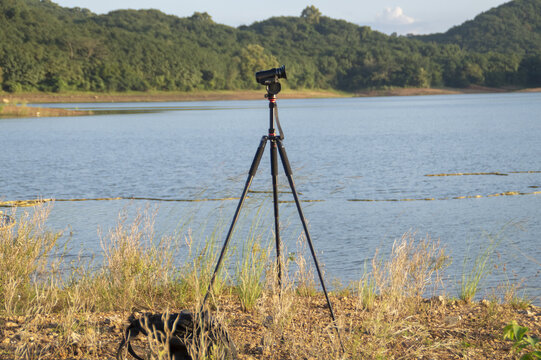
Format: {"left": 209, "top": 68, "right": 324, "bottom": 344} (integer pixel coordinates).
{"left": 5, "top": 322, "right": 18, "bottom": 328}
{"left": 2, "top": 337, "right": 10, "bottom": 345}
{"left": 481, "top": 299, "right": 490, "bottom": 307}
{"left": 70, "top": 332, "right": 82, "bottom": 344}
{"left": 444, "top": 315, "right": 461, "bottom": 326}
{"left": 2, "top": 98, "right": 9, "bottom": 104}
{"left": 432, "top": 295, "right": 445, "bottom": 305}
{"left": 262, "top": 315, "right": 273, "bottom": 328}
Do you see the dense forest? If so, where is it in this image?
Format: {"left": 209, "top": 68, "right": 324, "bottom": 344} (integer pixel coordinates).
{"left": 1, "top": 0, "right": 540, "bottom": 93}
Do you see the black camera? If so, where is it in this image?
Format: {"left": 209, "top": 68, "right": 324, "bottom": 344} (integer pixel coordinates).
{"left": 255, "top": 65, "right": 287, "bottom": 85}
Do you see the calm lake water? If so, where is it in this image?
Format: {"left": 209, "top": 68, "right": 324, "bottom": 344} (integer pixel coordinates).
{"left": 1, "top": 93, "right": 540, "bottom": 303}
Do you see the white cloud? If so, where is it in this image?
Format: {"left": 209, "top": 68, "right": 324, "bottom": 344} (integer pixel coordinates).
{"left": 376, "top": 6, "right": 415, "bottom": 25}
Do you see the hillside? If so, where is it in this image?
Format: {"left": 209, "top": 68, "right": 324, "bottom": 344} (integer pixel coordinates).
{"left": 1, "top": 0, "right": 540, "bottom": 93}
{"left": 418, "top": 0, "right": 541, "bottom": 55}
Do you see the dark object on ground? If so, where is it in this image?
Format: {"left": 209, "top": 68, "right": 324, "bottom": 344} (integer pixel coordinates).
{"left": 116, "top": 309, "right": 237, "bottom": 360}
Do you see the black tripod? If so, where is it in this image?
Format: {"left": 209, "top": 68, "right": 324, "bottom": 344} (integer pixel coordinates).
{"left": 200, "top": 86, "right": 340, "bottom": 342}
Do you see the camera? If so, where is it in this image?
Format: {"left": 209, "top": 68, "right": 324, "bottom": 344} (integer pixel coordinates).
{"left": 255, "top": 65, "right": 287, "bottom": 85}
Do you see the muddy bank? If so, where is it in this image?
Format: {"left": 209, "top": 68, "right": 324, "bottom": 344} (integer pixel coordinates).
{"left": 353, "top": 85, "right": 540, "bottom": 97}
{"left": 0, "top": 89, "right": 347, "bottom": 105}
{"left": 3, "top": 87, "right": 539, "bottom": 106}
{"left": 0, "top": 104, "right": 93, "bottom": 117}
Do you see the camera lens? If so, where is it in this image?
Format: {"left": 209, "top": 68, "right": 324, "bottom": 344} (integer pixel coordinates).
{"left": 255, "top": 65, "right": 287, "bottom": 85}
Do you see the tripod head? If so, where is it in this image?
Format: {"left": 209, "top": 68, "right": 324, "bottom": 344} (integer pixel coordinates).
{"left": 255, "top": 65, "right": 287, "bottom": 96}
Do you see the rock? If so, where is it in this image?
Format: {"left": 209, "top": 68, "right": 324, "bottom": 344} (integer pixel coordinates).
{"left": 105, "top": 315, "right": 122, "bottom": 325}
{"left": 70, "top": 332, "right": 82, "bottom": 344}
{"left": 481, "top": 299, "right": 490, "bottom": 307}
{"left": 444, "top": 315, "right": 461, "bottom": 326}
{"left": 431, "top": 295, "right": 446, "bottom": 305}
{"left": 263, "top": 315, "right": 273, "bottom": 328}
{"left": 2, "top": 98, "right": 9, "bottom": 104}
{"left": 5, "top": 321, "right": 18, "bottom": 328}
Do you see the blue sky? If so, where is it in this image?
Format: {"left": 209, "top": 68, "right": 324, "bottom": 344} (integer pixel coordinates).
{"left": 53, "top": 0, "right": 510, "bottom": 35}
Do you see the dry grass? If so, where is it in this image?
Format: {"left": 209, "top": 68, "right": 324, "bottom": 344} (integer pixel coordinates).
{"left": 0, "top": 204, "right": 540, "bottom": 360}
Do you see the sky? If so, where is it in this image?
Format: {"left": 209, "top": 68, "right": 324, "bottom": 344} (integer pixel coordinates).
{"left": 52, "top": 0, "right": 511, "bottom": 35}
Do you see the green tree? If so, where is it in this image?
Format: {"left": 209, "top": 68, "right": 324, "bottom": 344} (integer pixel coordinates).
{"left": 190, "top": 11, "right": 213, "bottom": 22}
{"left": 0, "top": 0, "right": 538, "bottom": 93}
{"left": 300, "top": 5, "right": 322, "bottom": 24}
{"left": 519, "top": 53, "right": 541, "bottom": 87}
{"left": 236, "top": 44, "right": 279, "bottom": 88}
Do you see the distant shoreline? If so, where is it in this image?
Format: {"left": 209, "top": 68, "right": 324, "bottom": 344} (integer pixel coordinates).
{"left": 1, "top": 87, "right": 539, "bottom": 118}
{"left": 1, "top": 89, "right": 347, "bottom": 105}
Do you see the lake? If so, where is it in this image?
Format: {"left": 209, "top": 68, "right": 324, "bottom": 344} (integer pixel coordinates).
{"left": 1, "top": 93, "right": 540, "bottom": 303}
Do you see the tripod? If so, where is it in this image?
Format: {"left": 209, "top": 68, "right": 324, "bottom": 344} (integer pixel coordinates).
{"left": 201, "top": 88, "right": 339, "bottom": 339}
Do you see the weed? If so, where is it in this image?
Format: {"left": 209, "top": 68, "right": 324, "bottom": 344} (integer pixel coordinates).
{"left": 293, "top": 234, "right": 318, "bottom": 297}
{"left": 96, "top": 207, "right": 176, "bottom": 311}
{"left": 357, "top": 262, "right": 377, "bottom": 311}
{"left": 459, "top": 230, "right": 503, "bottom": 302}
{"left": 501, "top": 277, "right": 532, "bottom": 310}
{"left": 235, "top": 236, "right": 270, "bottom": 312}
{"left": 179, "top": 227, "right": 229, "bottom": 305}
{"left": 503, "top": 321, "right": 541, "bottom": 359}
{"left": 372, "top": 233, "right": 449, "bottom": 313}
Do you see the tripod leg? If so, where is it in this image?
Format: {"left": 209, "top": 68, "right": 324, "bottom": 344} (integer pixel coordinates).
{"left": 270, "top": 139, "right": 282, "bottom": 287}
{"left": 276, "top": 140, "right": 343, "bottom": 346}
{"left": 201, "top": 136, "right": 267, "bottom": 307}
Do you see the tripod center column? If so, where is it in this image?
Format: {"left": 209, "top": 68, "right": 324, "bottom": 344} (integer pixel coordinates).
{"left": 268, "top": 94, "right": 277, "bottom": 136}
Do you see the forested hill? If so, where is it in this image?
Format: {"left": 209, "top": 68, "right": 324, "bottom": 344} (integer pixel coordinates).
{"left": 1, "top": 0, "right": 540, "bottom": 94}
{"left": 418, "top": 0, "right": 541, "bottom": 55}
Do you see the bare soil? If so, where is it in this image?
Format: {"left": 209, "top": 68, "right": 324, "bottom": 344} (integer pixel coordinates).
{"left": 1, "top": 295, "right": 539, "bottom": 359}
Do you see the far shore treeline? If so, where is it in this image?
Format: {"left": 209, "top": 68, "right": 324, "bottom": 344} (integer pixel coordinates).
{"left": 1, "top": 0, "right": 541, "bottom": 94}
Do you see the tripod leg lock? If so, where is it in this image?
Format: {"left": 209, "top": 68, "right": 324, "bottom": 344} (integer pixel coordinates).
{"left": 276, "top": 140, "right": 293, "bottom": 176}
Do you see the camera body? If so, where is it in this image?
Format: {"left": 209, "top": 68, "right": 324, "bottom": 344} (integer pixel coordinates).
{"left": 255, "top": 65, "right": 287, "bottom": 85}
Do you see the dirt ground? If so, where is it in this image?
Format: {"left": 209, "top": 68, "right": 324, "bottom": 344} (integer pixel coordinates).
{"left": 1, "top": 294, "right": 539, "bottom": 359}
